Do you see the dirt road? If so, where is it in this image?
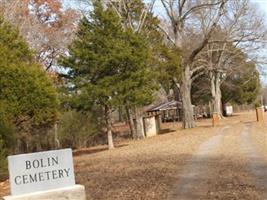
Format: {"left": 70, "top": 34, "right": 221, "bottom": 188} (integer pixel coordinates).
{"left": 169, "top": 119, "right": 267, "bottom": 200}
{"left": 1, "top": 112, "right": 266, "bottom": 200}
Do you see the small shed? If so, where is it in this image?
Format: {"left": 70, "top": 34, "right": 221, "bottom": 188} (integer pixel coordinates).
{"left": 146, "top": 100, "right": 183, "bottom": 122}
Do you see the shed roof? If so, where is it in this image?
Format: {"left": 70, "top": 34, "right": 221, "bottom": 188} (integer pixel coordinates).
{"left": 147, "top": 100, "right": 182, "bottom": 112}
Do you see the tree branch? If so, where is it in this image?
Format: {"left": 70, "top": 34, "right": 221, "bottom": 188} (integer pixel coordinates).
{"left": 187, "top": 0, "right": 227, "bottom": 64}
{"left": 181, "top": 1, "right": 222, "bottom": 21}
{"left": 157, "top": 24, "right": 176, "bottom": 45}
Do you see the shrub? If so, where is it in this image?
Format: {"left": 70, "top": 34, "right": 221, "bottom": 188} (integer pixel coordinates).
{"left": 58, "top": 110, "right": 103, "bottom": 149}
{"left": 254, "top": 102, "right": 262, "bottom": 108}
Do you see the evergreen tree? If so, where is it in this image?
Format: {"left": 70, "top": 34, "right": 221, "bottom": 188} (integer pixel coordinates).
{"left": 191, "top": 61, "right": 260, "bottom": 107}
{"left": 61, "top": 3, "right": 156, "bottom": 149}
{"left": 0, "top": 17, "right": 59, "bottom": 152}
{"left": 106, "top": 0, "right": 164, "bottom": 138}
{"left": 221, "top": 62, "right": 261, "bottom": 105}
{"left": 0, "top": 117, "right": 15, "bottom": 180}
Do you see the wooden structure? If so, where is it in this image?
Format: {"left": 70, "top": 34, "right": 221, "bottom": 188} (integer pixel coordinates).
{"left": 146, "top": 100, "right": 183, "bottom": 122}
{"left": 194, "top": 104, "right": 211, "bottom": 119}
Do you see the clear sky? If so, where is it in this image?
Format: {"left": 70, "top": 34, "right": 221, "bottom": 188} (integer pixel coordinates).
{"left": 252, "top": 0, "right": 267, "bottom": 8}
{"left": 252, "top": 1, "right": 267, "bottom": 85}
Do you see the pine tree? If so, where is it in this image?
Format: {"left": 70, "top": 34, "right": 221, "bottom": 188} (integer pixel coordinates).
{"left": 61, "top": 3, "right": 156, "bottom": 149}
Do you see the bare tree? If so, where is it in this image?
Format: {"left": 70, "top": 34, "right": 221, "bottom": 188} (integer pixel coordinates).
{"left": 195, "top": 41, "right": 246, "bottom": 116}
{"left": 192, "top": 0, "right": 267, "bottom": 117}
{"left": 158, "top": 0, "right": 227, "bottom": 128}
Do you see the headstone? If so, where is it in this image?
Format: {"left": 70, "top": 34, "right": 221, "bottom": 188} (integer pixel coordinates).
{"left": 4, "top": 149, "right": 86, "bottom": 200}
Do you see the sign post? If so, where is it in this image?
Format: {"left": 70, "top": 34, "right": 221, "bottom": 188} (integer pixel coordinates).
{"left": 3, "top": 149, "right": 86, "bottom": 200}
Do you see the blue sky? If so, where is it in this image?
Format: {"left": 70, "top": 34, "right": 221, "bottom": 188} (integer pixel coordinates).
{"left": 252, "top": 0, "right": 267, "bottom": 9}
{"left": 252, "top": 0, "right": 267, "bottom": 84}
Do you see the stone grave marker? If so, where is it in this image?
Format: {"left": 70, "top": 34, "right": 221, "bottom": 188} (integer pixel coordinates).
{"left": 3, "top": 149, "right": 86, "bottom": 200}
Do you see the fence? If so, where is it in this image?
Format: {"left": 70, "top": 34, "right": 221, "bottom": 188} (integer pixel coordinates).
{"left": 232, "top": 104, "right": 255, "bottom": 113}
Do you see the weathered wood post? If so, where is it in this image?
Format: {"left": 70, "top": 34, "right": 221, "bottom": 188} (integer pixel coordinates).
{"left": 212, "top": 112, "right": 220, "bottom": 127}
{"left": 256, "top": 106, "right": 264, "bottom": 123}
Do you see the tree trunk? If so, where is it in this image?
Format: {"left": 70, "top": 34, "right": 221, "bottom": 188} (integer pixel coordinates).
{"left": 210, "top": 72, "right": 222, "bottom": 117}
{"left": 214, "top": 85, "right": 222, "bottom": 116}
{"left": 136, "top": 117, "right": 145, "bottom": 139}
{"left": 133, "top": 107, "right": 145, "bottom": 139}
{"left": 54, "top": 122, "right": 60, "bottom": 149}
{"left": 105, "top": 105, "right": 114, "bottom": 150}
{"left": 118, "top": 106, "right": 123, "bottom": 122}
{"left": 125, "top": 106, "right": 136, "bottom": 139}
{"left": 181, "top": 65, "right": 195, "bottom": 129}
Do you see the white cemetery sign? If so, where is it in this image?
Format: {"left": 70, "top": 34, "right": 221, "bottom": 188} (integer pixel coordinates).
{"left": 8, "top": 149, "right": 75, "bottom": 196}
